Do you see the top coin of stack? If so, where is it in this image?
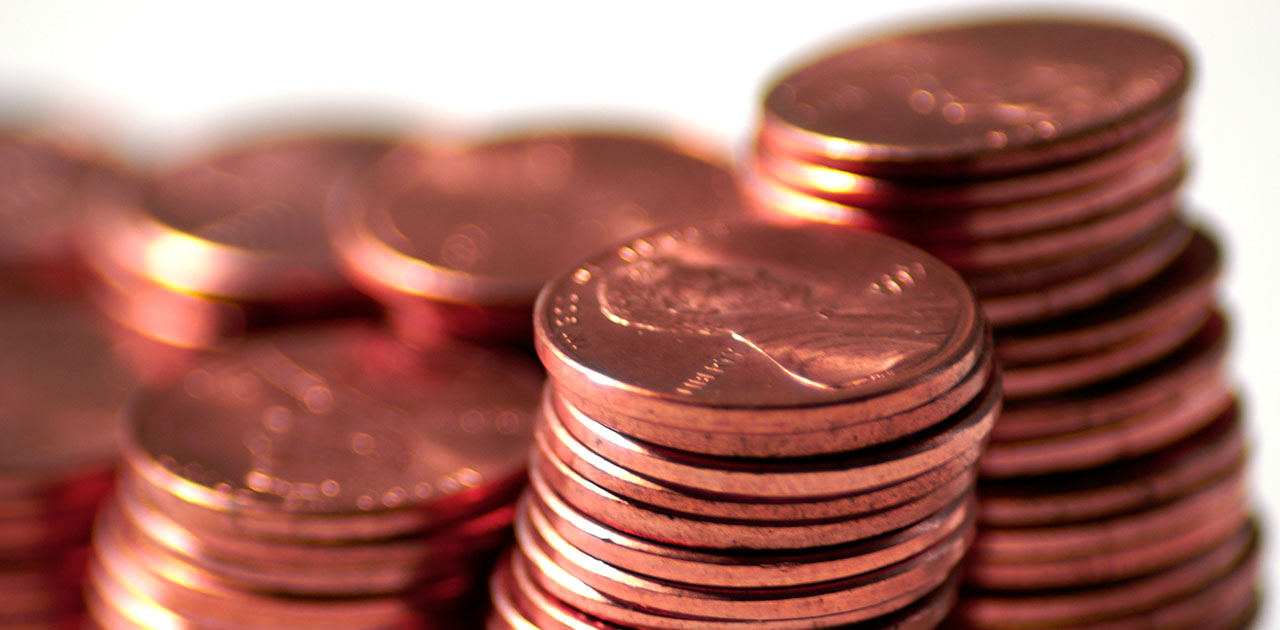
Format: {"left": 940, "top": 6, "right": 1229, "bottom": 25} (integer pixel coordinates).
{"left": 489, "top": 219, "right": 1000, "bottom": 630}
{"left": 328, "top": 129, "right": 742, "bottom": 346}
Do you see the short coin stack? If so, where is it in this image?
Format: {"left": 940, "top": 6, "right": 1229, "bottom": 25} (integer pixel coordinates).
{"left": 745, "top": 17, "right": 1258, "bottom": 629}
{"left": 328, "top": 129, "right": 742, "bottom": 346}
{"left": 489, "top": 220, "right": 1000, "bottom": 630}
{"left": 0, "top": 299, "right": 138, "bottom": 629}
{"left": 78, "top": 134, "right": 393, "bottom": 349}
{"left": 84, "top": 323, "right": 544, "bottom": 629}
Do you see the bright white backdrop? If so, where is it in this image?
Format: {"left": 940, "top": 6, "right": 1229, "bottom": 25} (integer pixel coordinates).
{"left": 2, "top": 0, "right": 1275, "bottom": 623}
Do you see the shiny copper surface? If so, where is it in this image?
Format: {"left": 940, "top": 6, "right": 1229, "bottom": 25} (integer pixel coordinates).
{"left": 761, "top": 18, "right": 1188, "bottom": 177}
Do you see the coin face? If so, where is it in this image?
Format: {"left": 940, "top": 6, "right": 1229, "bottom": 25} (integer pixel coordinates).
{"left": 333, "top": 131, "right": 742, "bottom": 307}
{"left": 536, "top": 220, "right": 979, "bottom": 410}
{"left": 763, "top": 18, "right": 1188, "bottom": 175}
{"left": 126, "top": 323, "right": 542, "bottom": 521}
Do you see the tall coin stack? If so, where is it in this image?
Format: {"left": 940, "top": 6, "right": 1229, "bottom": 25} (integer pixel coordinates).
{"left": 490, "top": 220, "right": 1000, "bottom": 630}
{"left": 745, "top": 17, "right": 1259, "bottom": 629}
{"left": 84, "top": 324, "right": 544, "bottom": 629}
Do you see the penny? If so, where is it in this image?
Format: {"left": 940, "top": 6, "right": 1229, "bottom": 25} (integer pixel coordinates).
{"left": 745, "top": 141, "right": 1185, "bottom": 243}
{"left": 990, "top": 313, "right": 1227, "bottom": 443}
{"left": 567, "top": 339, "right": 994, "bottom": 458}
{"left": 760, "top": 18, "right": 1188, "bottom": 177}
{"left": 979, "top": 407, "right": 1244, "bottom": 527}
{"left": 517, "top": 493, "right": 970, "bottom": 621}
{"left": 329, "top": 130, "right": 742, "bottom": 343}
{"left": 80, "top": 134, "right": 393, "bottom": 302}
{"left": 948, "top": 520, "right": 1255, "bottom": 629}
{"left": 0, "top": 299, "right": 136, "bottom": 499}
{"left": 753, "top": 117, "right": 1180, "bottom": 211}
{"left": 995, "top": 229, "right": 1218, "bottom": 366}
{"left": 121, "top": 322, "right": 542, "bottom": 542}
{"left": 970, "top": 461, "right": 1246, "bottom": 562}
{"left": 979, "top": 218, "right": 1190, "bottom": 326}
{"left": 549, "top": 375, "right": 997, "bottom": 500}
{"left": 534, "top": 219, "right": 985, "bottom": 434}
{"left": 511, "top": 540, "right": 961, "bottom": 630}
{"left": 530, "top": 445, "right": 975, "bottom": 549}
{"left": 527, "top": 487, "right": 973, "bottom": 588}
{"left": 979, "top": 384, "right": 1233, "bottom": 478}
{"left": 539, "top": 391, "right": 981, "bottom": 521}
{"left": 1000, "top": 300, "right": 1210, "bottom": 398}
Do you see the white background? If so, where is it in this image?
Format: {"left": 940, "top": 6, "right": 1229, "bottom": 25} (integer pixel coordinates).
{"left": 2, "top": 0, "right": 1275, "bottom": 623}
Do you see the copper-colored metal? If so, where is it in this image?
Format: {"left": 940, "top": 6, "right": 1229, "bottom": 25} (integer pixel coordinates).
{"left": 535, "top": 219, "right": 985, "bottom": 436}
{"left": 979, "top": 218, "right": 1191, "bottom": 326}
{"left": 980, "top": 380, "right": 1232, "bottom": 478}
{"left": 121, "top": 322, "right": 542, "bottom": 542}
{"left": 760, "top": 18, "right": 1188, "bottom": 177}
{"left": 80, "top": 135, "right": 393, "bottom": 302}
{"left": 539, "top": 390, "right": 981, "bottom": 521}
{"left": 549, "top": 376, "right": 997, "bottom": 500}
{"left": 330, "top": 130, "right": 742, "bottom": 343}
{"left": 979, "top": 407, "right": 1244, "bottom": 527}
{"left": 948, "top": 521, "right": 1256, "bottom": 629}
{"left": 991, "top": 312, "right": 1227, "bottom": 443}
{"left": 526, "top": 486, "right": 974, "bottom": 588}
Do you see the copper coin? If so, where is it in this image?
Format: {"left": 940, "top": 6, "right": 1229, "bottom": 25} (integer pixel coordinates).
{"left": 947, "top": 520, "right": 1256, "bottom": 629}
{"left": 122, "top": 322, "right": 541, "bottom": 542}
{"left": 979, "top": 406, "right": 1244, "bottom": 527}
{"left": 971, "top": 464, "right": 1246, "bottom": 560}
{"left": 115, "top": 478, "right": 512, "bottom": 597}
{"left": 511, "top": 540, "right": 961, "bottom": 630}
{"left": 1000, "top": 299, "right": 1210, "bottom": 399}
{"left": 535, "top": 219, "right": 985, "bottom": 435}
{"left": 517, "top": 493, "right": 970, "bottom": 621}
{"left": 80, "top": 135, "right": 393, "bottom": 302}
{"left": 530, "top": 444, "right": 975, "bottom": 550}
{"left": 0, "top": 299, "right": 136, "bottom": 499}
{"left": 760, "top": 18, "right": 1188, "bottom": 177}
{"left": 567, "top": 338, "right": 995, "bottom": 458}
{"left": 539, "top": 390, "right": 981, "bottom": 521}
{"left": 526, "top": 485, "right": 973, "bottom": 588}
{"left": 995, "top": 229, "right": 1218, "bottom": 366}
{"left": 979, "top": 218, "right": 1191, "bottom": 327}
{"left": 991, "top": 312, "right": 1227, "bottom": 443}
{"left": 753, "top": 116, "right": 1180, "bottom": 211}
{"left": 549, "top": 374, "right": 997, "bottom": 500}
{"left": 745, "top": 138, "right": 1186, "bottom": 243}
{"left": 0, "top": 128, "right": 100, "bottom": 290}
{"left": 979, "top": 381, "right": 1233, "bottom": 478}
{"left": 329, "top": 130, "right": 742, "bottom": 342}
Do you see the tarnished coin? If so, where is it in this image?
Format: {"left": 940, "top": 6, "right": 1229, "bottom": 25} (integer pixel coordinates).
{"left": 761, "top": 18, "right": 1188, "bottom": 177}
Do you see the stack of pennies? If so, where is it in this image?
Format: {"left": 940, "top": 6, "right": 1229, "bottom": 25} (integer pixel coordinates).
{"left": 328, "top": 129, "right": 741, "bottom": 346}
{"left": 0, "top": 298, "right": 140, "bottom": 629}
{"left": 489, "top": 219, "right": 1001, "bottom": 630}
{"left": 743, "top": 16, "right": 1258, "bottom": 629}
{"left": 84, "top": 322, "right": 545, "bottom": 629}
{"left": 76, "top": 133, "right": 394, "bottom": 350}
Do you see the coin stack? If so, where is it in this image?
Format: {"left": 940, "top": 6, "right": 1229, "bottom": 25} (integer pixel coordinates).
{"left": 328, "top": 129, "right": 742, "bottom": 347}
{"left": 83, "top": 323, "right": 544, "bottom": 629}
{"left": 0, "top": 299, "right": 139, "bottom": 629}
{"left": 489, "top": 220, "right": 999, "bottom": 630}
{"left": 744, "top": 17, "right": 1258, "bottom": 629}
{"left": 77, "top": 134, "right": 393, "bottom": 350}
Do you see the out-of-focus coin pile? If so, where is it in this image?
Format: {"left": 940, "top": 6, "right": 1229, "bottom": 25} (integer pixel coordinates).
{"left": 746, "top": 17, "right": 1258, "bottom": 629}
{"left": 83, "top": 324, "right": 544, "bottom": 629}
{"left": 489, "top": 220, "right": 999, "bottom": 630}
{"left": 76, "top": 135, "right": 396, "bottom": 351}
{"left": 328, "top": 130, "right": 742, "bottom": 346}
